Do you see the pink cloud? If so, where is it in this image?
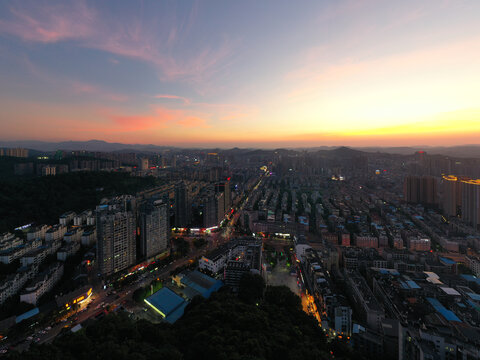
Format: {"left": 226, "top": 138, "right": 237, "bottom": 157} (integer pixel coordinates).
{"left": 109, "top": 115, "right": 160, "bottom": 131}
{"left": 100, "top": 104, "right": 211, "bottom": 132}
{"left": 0, "top": 2, "right": 233, "bottom": 84}
{"left": 153, "top": 94, "right": 191, "bottom": 105}
{"left": 177, "top": 116, "right": 209, "bottom": 128}
{"left": 0, "top": 3, "right": 95, "bottom": 43}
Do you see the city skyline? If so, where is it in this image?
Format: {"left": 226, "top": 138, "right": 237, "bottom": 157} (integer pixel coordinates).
{"left": 1, "top": 0, "right": 480, "bottom": 147}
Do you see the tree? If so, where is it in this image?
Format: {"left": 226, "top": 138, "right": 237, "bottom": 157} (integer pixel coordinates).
{"left": 172, "top": 237, "right": 189, "bottom": 258}
{"left": 193, "top": 238, "right": 206, "bottom": 249}
{"left": 264, "top": 285, "right": 302, "bottom": 312}
{"left": 238, "top": 273, "right": 265, "bottom": 304}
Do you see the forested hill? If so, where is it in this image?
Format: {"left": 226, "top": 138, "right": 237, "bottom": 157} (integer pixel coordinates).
{"left": 0, "top": 172, "right": 159, "bottom": 233}
{"left": 8, "top": 286, "right": 359, "bottom": 360}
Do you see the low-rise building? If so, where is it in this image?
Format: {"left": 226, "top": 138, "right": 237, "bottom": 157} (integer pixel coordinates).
{"left": 20, "top": 262, "right": 64, "bottom": 305}
{"left": 466, "top": 256, "right": 480, "bottom": 277}
{"left": 45, "top": 225, "right": 67, "bottom": 242}
{"left": 20, "top": 241, "right": 61, "bottom": 267}
{"left": 81, "top": 228, "right": 96, "bottom": 246}
{"left": 26, "top": 225, "right": 50, "bottom": 241}
{"left": 57, "top": 242, "right": 81, "bottom": 261}
{"left": 0, "top": 272, "right": 29, "bottom": 305}
{"left": 64, "top": 228, "right": 82, "bottom": 243}
{"left": 0, "top": 239, "right": 42, "bottom": 264}
{"left": 59, "top": 212, "right": 76, "bottom": 226}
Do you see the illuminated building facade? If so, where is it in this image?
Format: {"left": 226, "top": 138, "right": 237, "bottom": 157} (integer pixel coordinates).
{"left": 441, "top": 175, "right": 480, "bottom": 230}
{"left": 462, "top": 180, "right": 480, "bottom": 230}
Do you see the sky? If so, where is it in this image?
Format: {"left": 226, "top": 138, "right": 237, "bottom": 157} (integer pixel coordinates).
{"left": 0, "top": 0, "right": 479, "bottom": 148}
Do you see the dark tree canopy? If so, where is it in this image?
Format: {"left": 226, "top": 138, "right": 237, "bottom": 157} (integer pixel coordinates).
{"left": 8, "top": 286, "right": 359, "bottom": 360}
{"left": 0, "top": 171, "right": 159, "bottom": 232}
{"left": 238, "top": 273, "right": 265, "bottom": 304}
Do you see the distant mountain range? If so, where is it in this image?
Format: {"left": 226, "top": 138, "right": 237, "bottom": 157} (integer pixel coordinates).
{"left": 1, "top": 139, "right": 480, "bottom": 158}
{"left": 0, "top": 140, "right": 171, "bottom": 153}
{"left": 355, "top": 145, "right": 480, "bottom": 158}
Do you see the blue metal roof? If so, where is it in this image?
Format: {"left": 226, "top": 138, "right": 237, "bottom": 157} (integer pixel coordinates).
{"left": 439, "top": 257, "right": 456, "bottom": 265}
{"left": 180, "top": 270, "right": 223, "bottom": 299}
{"left": 406, "top": 280, "right": 421, "bottom": 289}
{"left": 16, "top": 308, "right": 39, "bottom": 323}
{"left": 467, "top": 292, "right": 480, "bottom": 301}
{"left": 467, "top": 299, "right": 480, "bottom": 312}
{"left": 461, "top": 275, "right": 480, "bottom": 285}
{"left": 144, "top": 288, "right": 186, "bottom": 318}
{"left": 426, "top": 297, "right": 461, "bottom": 322}
{"left": 164, "top": 302, "right": 188, "bottom": 324}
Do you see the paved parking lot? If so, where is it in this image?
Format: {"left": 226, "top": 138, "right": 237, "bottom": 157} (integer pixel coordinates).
{"left": 266, "top": 260, "right": 301, "bottom": 296}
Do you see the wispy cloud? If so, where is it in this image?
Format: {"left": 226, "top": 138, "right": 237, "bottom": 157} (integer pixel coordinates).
{"left": 71, "top": 81, "right": 128, "bottom": 102}
{"left": 0, "top": 1, "right": 234, "bottom": 84}
{"left": 0, "top": 2, "right": 95, "bottom": 43}
{"left": 18, "top": 54, "right": 129, "bottom": 103}
{"left": 153, "top": 94, "right": 191, "bottom": 105}
{"left": 285, "top": 35, "right": 480, "bottom": 103}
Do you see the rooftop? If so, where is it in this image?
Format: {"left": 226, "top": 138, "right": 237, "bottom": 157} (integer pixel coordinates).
{"left": 144, "top": 287, "right": 187, "bottom": 323}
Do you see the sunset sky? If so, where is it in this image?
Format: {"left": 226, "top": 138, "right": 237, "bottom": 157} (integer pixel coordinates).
{"left": 0, "top": 0, "right": 479, "bottom": 148}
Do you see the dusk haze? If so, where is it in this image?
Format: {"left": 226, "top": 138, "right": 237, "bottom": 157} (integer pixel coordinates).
{"left": 2, "top": 2, "right": 480, "bottom": 360}
{"left": 1, "top": 0, "right": 479, "bottom": 147}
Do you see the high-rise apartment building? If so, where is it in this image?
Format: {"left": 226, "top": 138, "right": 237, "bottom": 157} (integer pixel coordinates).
{"left": 215, "top": 178, "right": 231, "bottom": 218}
{"left": 462, "top": 179, "right": 480, "bottom": 230}
{"left": 139, "top": 158, "right": 149, "bottom": 171}
{"left": 96, "top": 196, "right": 136, "bottom": 276}
{"left": 441, "top": 175, "right": 463, "bottom": 217}
{"left": 174, "top": 182, "right": 190, "bottom": 227}
{"left": 0, "top": 148, "right": 29, "bottom": 158}
{"left": 139, "top": 200, "right": 169, "bottom": 260}
{"left": 441, "top": 175, "right": 480, "bottom": 229}
{"left": 203, "top": 193, "right": 217, "bottom": 228}
{"left": 403, "top": 175, "right": 438, "bottom": 205}
{"left": 217, "top": 192, "right": 225, "bottom": 224}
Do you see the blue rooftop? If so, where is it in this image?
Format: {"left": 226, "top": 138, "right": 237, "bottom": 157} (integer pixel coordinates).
{"left": 439, "top": 257, "right": 456, "bottom": 265}
{"left": 163, "top": 302, "right": 188, "bottom": 324}
{"left": 467, "top": 292, "right": 480, "bottom": 301}
{"left": 180, "top": 270, "right": 223, "bottom": 299}
{"left": 467, "top": 299, "right": 480, "bottom": 312}
{"left": 461, "top": 274, "right": 480, "bottom": 286}
{"left": 379, "top": 269, "right": 400, "bottom": 276}
{"left": 144, "top": 288, "right": 187, "bottom": 322}
{"left": 426, "top": 297, "right": 461, "bottom": 322}
{"left": 16, "top": 308, "right": 39, "bottom": 323}
{"left": 406, "top": 280, "right": 421, "bottom": 289}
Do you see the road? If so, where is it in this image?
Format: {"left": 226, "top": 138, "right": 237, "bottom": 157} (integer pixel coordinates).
{"left": 5, "top": 175, "right": 260, "bottom": 354}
